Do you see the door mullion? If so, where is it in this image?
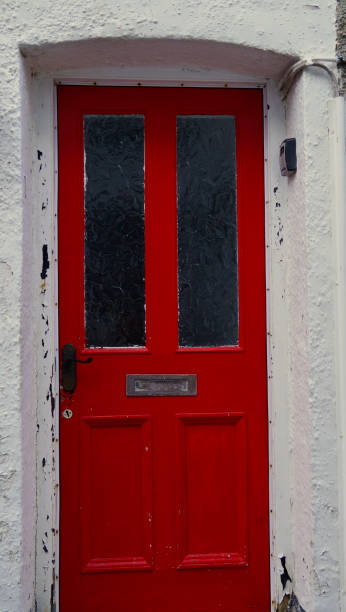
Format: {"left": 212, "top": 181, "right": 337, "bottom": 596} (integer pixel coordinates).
{"left": 146, "top": 110, "right": 178, "bottom": 354}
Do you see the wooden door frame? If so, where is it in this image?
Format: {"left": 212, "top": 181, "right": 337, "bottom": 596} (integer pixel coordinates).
{"left": 34, "top": 76, "right": 275, "bottom": 611}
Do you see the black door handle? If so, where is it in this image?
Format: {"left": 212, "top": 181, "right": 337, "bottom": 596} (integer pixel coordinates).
{"left": 62, "top": 344, "right": 92, "bottom": 393}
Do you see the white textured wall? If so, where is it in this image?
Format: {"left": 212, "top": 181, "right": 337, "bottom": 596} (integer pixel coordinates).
{"left": 286, "top": 71, "right": 339, "bottom": 610}
{"left": 0, "top": 1, "right": 339, "bottom": 611}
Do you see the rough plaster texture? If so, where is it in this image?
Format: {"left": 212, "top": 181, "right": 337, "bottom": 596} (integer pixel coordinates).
{"left": 0, "top": 0, "right": 341, "bottom": 610}
{"left": 286, "top": 70, "right": 340, "bottom": 611}
{"left": 0, "top": 49, "right": 25, "bottom": 612}
{"left": 337, "top": 0, "right": 346, "bottom": 92}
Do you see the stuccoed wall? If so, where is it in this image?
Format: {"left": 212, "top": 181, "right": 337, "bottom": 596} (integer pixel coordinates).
{"left": 0, "top": 1, "right": 340, "bottom": 611}
{"left": 285, "top": 69, "right": 340, "bottom": 612}
{"left": 337, "top": 0, "right": 346, "bottom": 92}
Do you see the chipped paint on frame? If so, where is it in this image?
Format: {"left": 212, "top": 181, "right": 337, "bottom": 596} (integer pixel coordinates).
{"left": 34, "top": 77, "right": 60, "bottom": 612}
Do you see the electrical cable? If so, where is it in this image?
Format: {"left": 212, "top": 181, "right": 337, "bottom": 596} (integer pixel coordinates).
{"left": 279, "top": 58, "right": 341, "bottom": 99}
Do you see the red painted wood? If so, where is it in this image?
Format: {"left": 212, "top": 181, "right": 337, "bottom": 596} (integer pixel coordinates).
{"left": 58, "top": 85, "right": 269, "bottom": 612}
{"left": 80, "top": 416, "right": 153, "bottom": 573}
{"left": 177, "top": 413, "right": 248, "bottom": 569}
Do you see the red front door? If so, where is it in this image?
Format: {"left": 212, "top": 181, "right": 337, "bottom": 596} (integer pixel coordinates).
{"left": 58, "top": 85, "right": 269, "bottom": 611}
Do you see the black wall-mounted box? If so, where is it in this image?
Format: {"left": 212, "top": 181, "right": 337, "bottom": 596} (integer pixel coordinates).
{"left": 280, "top": 138, "right": 297, "bottom": 176}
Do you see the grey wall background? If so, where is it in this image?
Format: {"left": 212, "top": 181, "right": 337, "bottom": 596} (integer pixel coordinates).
{"left": 337, "top": 0, "right": 346, "bottom": 92}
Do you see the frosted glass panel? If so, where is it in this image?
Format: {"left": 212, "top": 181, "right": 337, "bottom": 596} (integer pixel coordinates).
{"left": 177, "top": 116, "right": 238, "bottom": 347}
{"left": 84, "top": 115, "right": 145, "bottom": 348}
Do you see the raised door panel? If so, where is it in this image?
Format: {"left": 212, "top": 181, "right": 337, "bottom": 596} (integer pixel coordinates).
{"left": 80, "top": 416, "right": 153, "bottom": 572}
{"left": 177, "top": 413, "right": 247, "bottom": 569}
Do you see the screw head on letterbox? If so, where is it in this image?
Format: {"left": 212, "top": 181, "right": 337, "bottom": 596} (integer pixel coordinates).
{"left": 280, "top": 138, "right": 297, "bottom": 176}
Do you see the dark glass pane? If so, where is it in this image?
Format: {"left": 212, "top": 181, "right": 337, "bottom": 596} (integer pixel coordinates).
{"left": 84, "top": 115, "right": 145, "bottom": 347}
{"left": 177, "top": 116, "right": 238, "bottom": 347}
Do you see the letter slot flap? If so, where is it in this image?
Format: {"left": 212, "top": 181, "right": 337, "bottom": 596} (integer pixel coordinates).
{"left": 126, "top": 374, "right": 197, "bottom": 396}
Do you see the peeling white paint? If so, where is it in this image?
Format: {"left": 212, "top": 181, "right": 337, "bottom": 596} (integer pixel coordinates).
{"left": 0, "top": 0, "right": 342, "bottom": 611}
